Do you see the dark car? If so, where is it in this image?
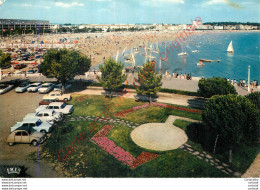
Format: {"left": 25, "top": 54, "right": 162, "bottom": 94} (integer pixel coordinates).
{"left": 39, "top": 99, "right": 67, "bottom": 106}
{"left": 14, "top": 63, "right": 26, "bottom": 69}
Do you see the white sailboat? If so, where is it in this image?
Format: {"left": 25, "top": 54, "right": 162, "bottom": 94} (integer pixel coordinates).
{"left": 115, "top": 51, "right": 119, "bottom": 62}
{"left": 164, "top": 42, "right": 168, "bottom": 61}
{"left": 122, "top": 47, "right": 127, "bottom": 55}
{"left": 178, "top": 44, "right": 188, "bottom": 56}
{"left": 227, "top": 41, "right": 234, "bottom": 53}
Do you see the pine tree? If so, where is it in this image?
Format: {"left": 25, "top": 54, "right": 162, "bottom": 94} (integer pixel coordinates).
{"left": 98, "top": 58, "right": 127, "bottom": 100}
{"left": 136, "top": 61, "right": 162, "bottom": 104}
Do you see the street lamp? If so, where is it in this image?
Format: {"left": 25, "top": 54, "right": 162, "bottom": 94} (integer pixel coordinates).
{"left": 248, "top": 65, "right": 250, "bottom": 92}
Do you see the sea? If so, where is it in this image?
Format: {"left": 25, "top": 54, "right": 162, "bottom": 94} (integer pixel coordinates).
{"left": 96, "top": 31, "right": 260, "bottom": 82}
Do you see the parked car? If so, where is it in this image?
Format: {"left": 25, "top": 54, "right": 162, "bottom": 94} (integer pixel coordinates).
{"left": 0, "top": 84, "right": 14, "bottom": 94}
{"left": 10, "top": 118, "right": 53, "bottom": 134}
{"left": 24, "top": 109, "right": 63, "bottom": 124}
{"left": 14, "top": 63, "right": 26, "bottom": 69}
{"left": 36, "top": 102, "right": 74, "bottom": 115}
{"left": 38, "top": 83, "right": 55, "bottom": 94}
{"left": 27, "top": 83, "right": 42, "bottom": 92}
{"left": 54, "top": 83, "right": 71, "bottom": 91}
{"left": 27, "top": 70, "right": 36, "bottom": 74}
{"left": 15, "top": 82, "right": 31, "bottom": 93}
{"left": 43, "top": 91, "right": 71, "bottom": 101}
{"left": 39, "top": 99, "right": 67, "bottom": 106}
{"left": 7, "top": 126, "right": 46, "bottom": 146}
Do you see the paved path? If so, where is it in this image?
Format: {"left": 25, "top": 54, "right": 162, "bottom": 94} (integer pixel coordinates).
{"left": 72, "top": 87, "right": 205, "bottom": 109}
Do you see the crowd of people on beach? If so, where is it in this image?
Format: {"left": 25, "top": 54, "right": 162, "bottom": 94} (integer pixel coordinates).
{"left": 227, "top": 78, "right": 259, "bottom": 88}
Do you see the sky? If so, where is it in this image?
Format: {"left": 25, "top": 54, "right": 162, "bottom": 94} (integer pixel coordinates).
{"left": 0, "top": 0, "right": 259, "bottom": 24}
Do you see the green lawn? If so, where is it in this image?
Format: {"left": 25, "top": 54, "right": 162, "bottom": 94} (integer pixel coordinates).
{"left": 42, "top": 120, "right": 228, "bottom": 177}
{"left": 41, "top": 95, "right": 257, "bottom": 177}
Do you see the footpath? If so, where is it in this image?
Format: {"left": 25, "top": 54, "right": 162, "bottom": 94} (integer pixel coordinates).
{"left": 72, "top": 86, "right": 205, "bottom": 109}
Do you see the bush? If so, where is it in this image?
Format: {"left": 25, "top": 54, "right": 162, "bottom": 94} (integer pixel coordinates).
{"left": 202, "top": 94, "right": 259, "bottom": 147}
{"left": 198, "top": 77, "right": 237, "bottom": 98}
{"left": 246, "top": 92, "right": 260, "bottom": 110}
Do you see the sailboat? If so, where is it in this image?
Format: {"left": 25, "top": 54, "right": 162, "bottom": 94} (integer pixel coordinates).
{"left": 115, "top": 51, "right": 119, "bottom": 62}
{"left": 178, "top": 44, "right": 188, "bottom": 56}
{"left": 227, "top": 41, "right": 234, "bottom": 53}
{"left": 153, "top": 42, "right": 159, "bottom": 53}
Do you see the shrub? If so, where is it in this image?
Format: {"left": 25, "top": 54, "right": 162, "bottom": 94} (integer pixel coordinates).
{"left": 198, "top": 77, "right": 237, "bottom": 98}
{"left": 246, "top": 92, "right": 260, "bottom": 110}
{"left": 202, "top": 94, "right": 259, "bottom": 147}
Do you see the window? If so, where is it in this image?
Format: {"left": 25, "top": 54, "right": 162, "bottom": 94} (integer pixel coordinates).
{"left": 54, "top": 106, "right": 59, "bottom": 109}
{"left": 61, "top": 104, "right": 66, "bottom": 109}
{"left": 29, "top": 123, "right": 35, "bottom": 127}
{"left": 22, "top": 131, "right": 28, "bottom": 136}
{"left": 38, "top": 113, "right": 43, "bottom": 117}
{"left": 48, "top": 106, "right": 53, "bottom": 109}
{"left": 22, "top": 123, "right": 28, "bottom": 127}
{"left": 44, "top": 113, "right": 49, "bottom": 116}
{"left": 15, "top": 132, "right": 22, "bottom": 136}
{"left": 36, "top": 120, "right": 42, "bottom": 126}
{"left": 51, "top": 94, "right": 55, "bottom": 96}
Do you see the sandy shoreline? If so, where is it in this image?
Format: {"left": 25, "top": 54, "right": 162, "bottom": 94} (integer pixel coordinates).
{"left": 1, "top": 29, "right": 257, "bottom": 69}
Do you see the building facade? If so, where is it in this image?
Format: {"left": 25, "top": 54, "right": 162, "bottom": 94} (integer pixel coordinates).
{"left": 0, "top": 19, "right": 52, "bottom": 30}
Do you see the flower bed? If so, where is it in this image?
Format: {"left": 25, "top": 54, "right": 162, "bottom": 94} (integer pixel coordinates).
{"left": 92, "top": 137, "right": 135, "bottom": 167}
{"left": 91, "top": 125, "right": 160, "bottom": 169}
{"left": 114, "top": 108, "right": 134, "bottom": 117}
{"left": 131, "top": 152, "right": 160, "bottom": 169}
{"left": 114, "top": 102, "right": 202, "bottom": 117}
{"left": 133, "top": 103, "right": 150, "bottom": 111}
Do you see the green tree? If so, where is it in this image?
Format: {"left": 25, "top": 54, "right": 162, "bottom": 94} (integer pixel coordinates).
{"left": 40, "top": 49, "right": 91, "bottom": 93}
{"left": 0, "top": 50, "right": 11, "bottom": 69}
{"left": 198, "top": 77, "right": 237, "bottom": 98}
{"left": 246, "top": 92, "right": 260, "bottom": 110}
{"left": 97, "top": 58, "right": 127, "bottom": 99}
{"left": 202, "top": 94, "right": 259, "bottom": 163}
{"left": 136, "top": 61, "right": 162, "bottom": 104}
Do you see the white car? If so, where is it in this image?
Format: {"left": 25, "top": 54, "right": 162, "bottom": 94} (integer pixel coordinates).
{"left": 36, "top": 102, "right": 74, "bottom": 115}
{"left": 54, "top": 83, "right": 71, "bottom": 91}
{"left": 27, "top": 83, "right": 42, "bottom": 92}
{"left": 43, "top": 91, "right": 71, "bottom": 101}
{"left": 0, "top": 84, "right": 14, "bottom": 94}
{"left": 24, "top": 109, "right": 63, "bottom": 124}
{"left": 38, "top": 83, "right": 55, "bottom": 94}
{"left": 15, "top": 82, "right": 31, "bottom": 93}
{"left": 10, "top": 118, "right": 53, "bottom": 134}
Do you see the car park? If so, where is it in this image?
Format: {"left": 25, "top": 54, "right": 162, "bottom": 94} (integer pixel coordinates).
{"left": 15, "top": 82, "right": 31, "bottom": 93}
{"left": 39, "top": 99, "right": 67, "bottom": 106}
{"left": 43, "top": 91, "right": 71, "bottom": 101}
{"left": 54, "top": 83, "right": 72, "bottom": 91}
{"left": 36, "top": 102, "right": 74, "bottom": 115}
{"left": 27, "top": 83, "right": 42, "bottom": 92}
{"left": 7, "top": 126, "right": 47, "bottom": 146}
{"left": 10, "top": 118, "right": 53, "bottom": 134}
{"left": 24, "top": 109, "right": 63, "bottom": 124}
{"left": 0, "top": 84, "right": 14, "bottom": 94}
{"left": 38, "top": 83, "right": 55, "bottom": 94}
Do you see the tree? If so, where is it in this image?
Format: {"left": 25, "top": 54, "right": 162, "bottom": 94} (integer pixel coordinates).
{"left": 0, "top": 50, "right": 11, "bottom": 69}
{"left": 198, "top": 77, "right": 237, "bottom": 98}
{"left": 97, "top": 58, "right": 127, "bottom": 100}
{"left": 136, "top": 61, "right": 162, "bottom": 104}
{"left": 40, "top": 49, "right": 91, "bottom": 93}
{"left": 246, "top": 92, "right": 260, "bottom": 110}
{"left": 202, "top": 94, "right": 259, "bottom": 163}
